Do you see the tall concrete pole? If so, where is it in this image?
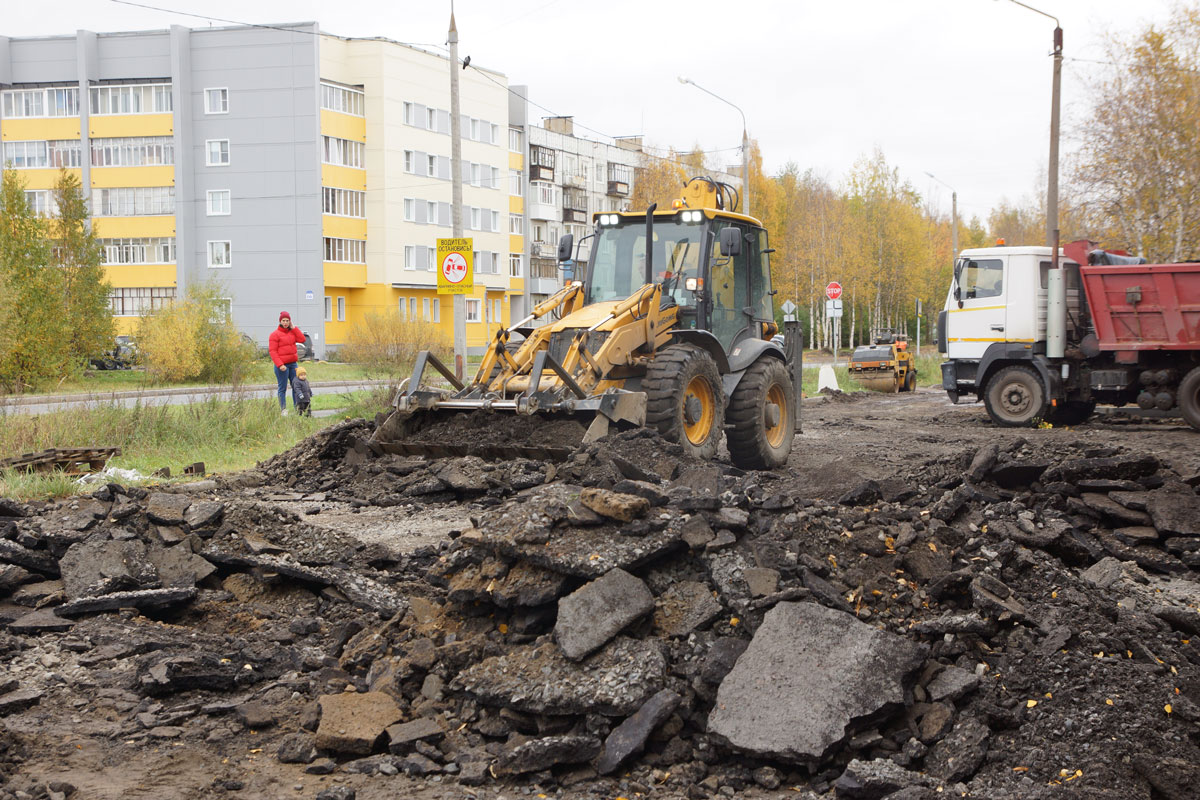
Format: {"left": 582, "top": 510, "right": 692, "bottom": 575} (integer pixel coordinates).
{"left": 950, "top": 190, "right": 958, "bottom": 260}
{"left": 449, "top": 9, "right": 467, "bottom": 379}
{"left": 1048, "top": 25, "right": 1062, "bottom": 247}
{"left": 742, "top": 128, "right": 751, "bottom": 218}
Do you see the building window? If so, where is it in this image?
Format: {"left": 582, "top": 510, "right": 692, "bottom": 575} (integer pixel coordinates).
{"left": 422, "top": 297, "right": 431, "bottom": 322}
{"left": 208, "top": 240, "right": 231, "bottom": 268}
{"left": 404, "top": 245, "right": 416, "bottom": 270}
{"left": 207, "top": 190, "right": 231, "bottom": 216}
{"left": 492, "top": 298, "right": 502, "bottom": 324}
{"left": 490, "top": 210, "right": 500, "bottom": 233}
{"left": 212, "top": 298, "right": 233, "bottom": 324}
{"left": 509, "top": 169, "right": 523, "bottom": 196}
{"left": 320, "top": 82, "right": 365, "bottom": 116}
{"left": 509, "top": 253, "right": 522, "bottom": 277}
{"left": 509, "top": 128, "right": 523, "bottom": 153}
{"left": 324, "top": 296, "right": 333, "bottom": 322}
{"left": 91, "top": 187, "right": 175, "bottom": 217}
{"left": 337, "top": 296, "right": 346, "bottom": 322}
{"left": 465, "top": 298, "right": 481, "bottom": 323}
{"left": 404, "top": 151, "right": 415, "bottom": 174}
{"left": 432, "top": 298, "right": 441, "bottom": 323}
{"left": 206, "top": 139, "right": 230, "bottom": 166}
{"left": 535, "top": 183, "right": 558, "bottom": 206}
{"left": 24, "top": 190, "right": 58, "bottom": 216}
{"left": 427, "top": 154, "right": 436, "bottom": 177}
{"left": 323, "top": 237, "right": 366, "bottom": 264}
{"left": 2, "top": 140, "right": 82, "bottom": 169}
{"left": 91, "top": 136, "right": 173, "bottom": 167}
{"left": 427, "top": 108, "right": 437, "bottom": 130}
{"left": 99, "top": 237, "right": 176, "bottom": 265}
{"left": 204, "top": 88, "right": 229, "bottom": 114}
{"left": 403, "top": 102, "right": 415, "bottom": 126}
{"left": 322, "top": 136, "right": 364, "bottom": 168}
{"left": 108, "top": 287, "right": 176, "bottom": 316}
{"left": 89, "top": 83, "right": 172, "bottom": 115}
{"left": 409, "top": 297, "right": 418, "bottom": 319}
{"left": 2, "top": 87, "right": 79, "bottom": 118}
{"left": 470, "top": 207, "right": 481, "bottom": 231}
{"left": 322, "top": 187, "right": 365, "bottom": 217}
{"left": 509, "top": 215, "right": 523, "bottom": 235}
{"left": 403, "top": 199, "right": 415, "bottom": 222}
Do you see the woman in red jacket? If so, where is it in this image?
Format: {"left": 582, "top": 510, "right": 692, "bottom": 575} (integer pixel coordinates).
{"left": 268, "top": 311, "right": 306, "bottom": 415}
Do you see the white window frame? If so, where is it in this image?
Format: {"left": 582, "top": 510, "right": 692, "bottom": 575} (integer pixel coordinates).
{"left": 509, "top": 215, "right": 523, "bottom": 235}
{"left": 207, "top": 240, "right": 231, "bottom": 269}
{"left": 403, "top": 102, "right": 415, "bottom": 126}
{"left": 422, "top": 297, "right": 431, "bottom": 322}
{"left": 337, "top": 296, "right": 346, "bottom": 322}
{"left": 204, "top": 88, "right": 229, "bottom": 115}
{"left": 404, "top": 151, "right": 415, "bottom": 174}
{"left": 427, "top": 154, "right": 436, "bottom": 177}
{"left": 509, "top": 253, "right": 522, "bottom": 278}
{"left": 409, "top": 297, "right": 417, "bottom": 319}
{"left": 206, "top": 189, "right": 231, "bottom": 216}
{"left": 404, "top": 245, "right": 416, "bottom": 270}
{"left": 324, "top": 296, "right": 333, "bottom": 322}
{"left": 432, "top": 297, "right": 441, "bottom": 323}
{"left": 206, "top": 139, "right": 230, "bottom": 167}
{"left": 403, "top": 199, "right": 415, "bottom": 222}
{"left": 465, "top": 298, "right": 481, "bottom": 323}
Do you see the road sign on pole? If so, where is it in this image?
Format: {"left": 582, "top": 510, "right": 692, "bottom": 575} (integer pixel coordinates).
{"left": 437, "top": 237, "right": 474, "bottom": 295}
{"left": 825, "top": 298, "right": 843, "bottom": 318}
{"left": 825, "top": 281, "right": 843, "bottom": 301}
{"left": 781, "top": 298, "right": 797, "bottom": 322}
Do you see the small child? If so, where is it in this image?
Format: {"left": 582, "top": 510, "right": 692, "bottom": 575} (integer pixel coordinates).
{"left": 292, "top": 366, "right": 313, "bottom": 417}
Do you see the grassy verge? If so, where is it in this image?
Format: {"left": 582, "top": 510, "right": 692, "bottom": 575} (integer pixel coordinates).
{"left": 0, "top": 385, "right": 396, "bottom": 500}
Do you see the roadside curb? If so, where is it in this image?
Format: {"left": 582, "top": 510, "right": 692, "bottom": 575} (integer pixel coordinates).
{"left": 0, "top": 379, "right": 392, "bottom": 408}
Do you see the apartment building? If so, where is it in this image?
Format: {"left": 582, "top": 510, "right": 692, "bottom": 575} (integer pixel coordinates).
{"left": 0, "top": 23, "right": 518, "bottom": 356}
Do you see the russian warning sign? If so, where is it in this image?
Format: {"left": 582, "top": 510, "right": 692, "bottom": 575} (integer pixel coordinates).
{"left": 436, "top": 238, "right": 474, "bottom": 295}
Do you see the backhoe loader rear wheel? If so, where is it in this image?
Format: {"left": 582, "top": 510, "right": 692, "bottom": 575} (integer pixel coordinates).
{"left": 644, "top": 344, "right": 724, "bottom": 460}
{"left": 984, "top": 365, "right": 1047, "bottom": 427}
{"left": 727, "top": 358, "right": 795, "bottom": 470}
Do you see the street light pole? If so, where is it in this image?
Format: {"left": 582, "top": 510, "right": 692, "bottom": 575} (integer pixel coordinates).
{"left": 924, "top": 172, "right": 958, "bottom": 260}
{"left": 449, "top": 8, "right": 466, "bottom": 380}
{"left": 678, "top": 77, "right": 749, "bottom": 217}
{"left": 1001, "top": 0, "right": 1065, "bottom": 358}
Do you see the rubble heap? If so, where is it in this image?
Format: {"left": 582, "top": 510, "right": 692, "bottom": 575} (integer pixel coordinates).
{"left": 2, "top": 420, "right": 1200, "bottom": 799}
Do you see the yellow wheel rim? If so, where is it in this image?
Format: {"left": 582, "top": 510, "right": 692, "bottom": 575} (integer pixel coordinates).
{"left": 683, "top": 375, "right": 716, "bottom": 446}
{"left": 766, "top": 384, "right": 788, "bottom": 448}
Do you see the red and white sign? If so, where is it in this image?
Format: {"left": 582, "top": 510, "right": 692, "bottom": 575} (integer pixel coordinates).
{"left": 441, "top": 252, "right": 468, "bottom": 284}
{"left": 825, "top": 281, "right": 843, "bottom": 301}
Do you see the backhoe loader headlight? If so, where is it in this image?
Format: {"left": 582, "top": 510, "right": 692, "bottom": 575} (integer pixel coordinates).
{"left": 599, "top": 214, "right": 618, "bottom": 226}
{"left": 679, "top": 210, "right": 702, "bottom": 222}
{"left": 685, "top": 278, "right": 698, "bottom": 292}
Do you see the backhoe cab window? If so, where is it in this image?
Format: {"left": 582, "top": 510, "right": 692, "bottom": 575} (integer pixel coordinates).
{"left": 961, "top": 259, "right": 1003, "bottom": 299}
{"left": 587, "top": 219, "right": 703, "bottom": 307}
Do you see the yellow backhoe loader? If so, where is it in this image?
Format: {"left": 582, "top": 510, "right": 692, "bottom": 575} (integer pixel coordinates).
{"left": 373, "top": 177, "right": 803, "bottom": 470}
{"left": 848, "top": 330, "right": 916, "bottom": 393}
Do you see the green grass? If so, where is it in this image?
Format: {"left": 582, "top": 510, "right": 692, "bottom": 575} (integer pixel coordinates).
{"left": 32, "top": 360, "right": 387, "bottom": 396}
{"left": 0, "top": 386, "right": 396, "bottom": 500}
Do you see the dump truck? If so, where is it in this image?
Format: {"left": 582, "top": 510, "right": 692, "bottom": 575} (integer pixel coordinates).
{"left": 937, "top": 240, "right": 1200, "bottom": 429}
{"left": 848, "top": 330, "right": 916, "bottom": 392}
{"left": 374, "top": 177, "right": 804, "bottom": 469}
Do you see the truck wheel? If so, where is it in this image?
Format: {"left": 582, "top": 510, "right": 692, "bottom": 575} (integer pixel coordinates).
{"left": 1045, "top": 400, "right": 1096, "bottom": 427}
{"left": 727, "top": 358, "right": 795, "bottom": 470}
{"left": 645, "top": 344, "right": 724, "bottom": 460}
{"left": 984, "top": 365, "right": 1047, "bottom": 427}
{"left": 1180, "top": 367, "right": 1200, "bottom": 431}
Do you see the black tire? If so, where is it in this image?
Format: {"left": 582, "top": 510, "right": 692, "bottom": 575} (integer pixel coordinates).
{"left": 900, "top": 367, "right": 917, "bottom": 392}
{"left": 1045, "top": 399, "right": 1096, "bottom": 427}
{"left": 644, "top": 344, "right": 724, "bottom": 460}
{"left": 1180, "top": 366, "right": 1200, "bottom": 432}
{"left": 726, "top": 357, "right": 796, "bottom": 470}
{"left": 984, "top": 365, "right": 1047, "bottom": 427}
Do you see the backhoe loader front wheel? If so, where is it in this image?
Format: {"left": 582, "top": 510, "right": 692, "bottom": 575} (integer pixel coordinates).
{"left": 727, "top": 358, "right": 795, "bottom": 470}
{"left": 645, "top": 344, "right": 724, "bottom": 460}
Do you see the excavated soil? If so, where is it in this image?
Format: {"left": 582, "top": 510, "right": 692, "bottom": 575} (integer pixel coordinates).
{"left": 1, "top": 388, "right": 1199, "bottom": 800}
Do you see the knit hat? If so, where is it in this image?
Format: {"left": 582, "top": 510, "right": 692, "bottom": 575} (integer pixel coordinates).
{"left": 279, "top": 311, "right": 291, "bottom": 322}
{"left": 296, "top": 367, "right": 307, "bottom": 378}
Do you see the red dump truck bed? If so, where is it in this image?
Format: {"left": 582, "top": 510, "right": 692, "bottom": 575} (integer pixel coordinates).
{"left": 1080, "top": 262, "right": 1200, "bottom": 351}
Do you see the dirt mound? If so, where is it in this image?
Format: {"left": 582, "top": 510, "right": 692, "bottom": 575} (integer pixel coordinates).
{"left": 3, "top": 416, "right": 1200, "bottom": 798}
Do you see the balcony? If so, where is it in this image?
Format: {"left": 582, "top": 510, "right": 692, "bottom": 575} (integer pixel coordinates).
{"left": 563, "top": 207, "right": 587, "bottom": 224}
{"left": 530, "top": 164, "right": 555, "bottom": 183}
{"left": 607, "top": 180, "right": 629, "bottom": 197}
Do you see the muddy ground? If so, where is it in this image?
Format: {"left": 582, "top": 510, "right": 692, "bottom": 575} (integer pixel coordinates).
{"left": 1, "top": 388, "right": 1199, "bottom": 800}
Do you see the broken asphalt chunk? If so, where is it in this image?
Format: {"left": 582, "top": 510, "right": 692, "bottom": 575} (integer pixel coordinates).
{"left": 315, "top": 691, "right": 403, "bottom": 755}
{"left": 555, "top": 567, "right": 655, "bottom": 660}
{"left": 707, "top": 602, "right": 925, "bottom": 764}
{"left": 55, "top": 587, "right": 197, "bottom": 617}
{"left": 597, "top": 689, "right": 681, "bottom": 775}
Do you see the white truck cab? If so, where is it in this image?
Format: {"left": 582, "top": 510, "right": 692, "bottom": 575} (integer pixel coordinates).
{"left": 938, "top": 246, "right": 1083, "bottom": 423}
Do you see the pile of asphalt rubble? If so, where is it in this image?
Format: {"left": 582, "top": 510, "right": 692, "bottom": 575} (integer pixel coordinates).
{"left": 2, "top": 417, "right": 1200, "bottom": 800}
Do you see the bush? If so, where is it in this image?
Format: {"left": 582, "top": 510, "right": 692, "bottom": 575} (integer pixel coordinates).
{"left": 339, "top": 312, "right": 451, "bottom": 377}
{"left": 136, "top": 281, "right": 255, "bottom": 384}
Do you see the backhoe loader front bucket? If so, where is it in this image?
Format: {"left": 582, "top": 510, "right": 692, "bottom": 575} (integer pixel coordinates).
{"left": 371, "top": 349, "right": 647, "bottom": 462}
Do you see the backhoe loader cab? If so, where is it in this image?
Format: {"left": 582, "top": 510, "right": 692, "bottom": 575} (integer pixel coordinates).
{"left": 378, "top": 177, "right": 802, "bottom": 471}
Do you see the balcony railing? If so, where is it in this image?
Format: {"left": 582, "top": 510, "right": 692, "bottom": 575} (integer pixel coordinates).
{"left": 607, "top": 180, "right": 629, "bottom": 197}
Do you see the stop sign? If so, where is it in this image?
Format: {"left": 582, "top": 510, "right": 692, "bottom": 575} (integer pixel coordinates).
{"left": 825, "top": 282, "right": 843, "bottom": 300}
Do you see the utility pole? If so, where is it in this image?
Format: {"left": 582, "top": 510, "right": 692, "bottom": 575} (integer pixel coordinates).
{"left": 677, "top": 77, "right": 748, "bottom": 216}
{"left": 449, "top": 7, "right": 466, "bottom": 379}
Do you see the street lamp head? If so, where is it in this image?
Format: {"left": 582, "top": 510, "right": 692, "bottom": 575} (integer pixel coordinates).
{"left": 924, "top": 171, "right": 935, "bottom": 179}
{"left": 677, "top": 76, "right": 691, "bottom": 85}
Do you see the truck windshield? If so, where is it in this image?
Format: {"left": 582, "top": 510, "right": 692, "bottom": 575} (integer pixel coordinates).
{"left": 586, "top": 218, "right": 706, "bottom": 306}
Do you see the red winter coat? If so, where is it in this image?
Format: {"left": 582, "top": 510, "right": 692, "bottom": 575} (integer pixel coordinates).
{"left": 269, "top": 325, "right": 306, "bottom": 367}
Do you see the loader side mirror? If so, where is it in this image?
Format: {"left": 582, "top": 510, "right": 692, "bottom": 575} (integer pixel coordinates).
{"left": 556, "top": 234, "right": 574, "bottom": 262}
{"left": 719, "top": 227, "right": 741, "bottom": 257}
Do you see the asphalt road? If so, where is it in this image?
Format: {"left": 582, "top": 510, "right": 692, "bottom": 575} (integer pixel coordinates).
{"left": 0, "top": 380, "right": 391, "bottom": 416}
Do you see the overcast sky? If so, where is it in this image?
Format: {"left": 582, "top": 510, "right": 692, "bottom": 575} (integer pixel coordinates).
{"left": 3, "top": 0, "right": 1181, "bottom": 222}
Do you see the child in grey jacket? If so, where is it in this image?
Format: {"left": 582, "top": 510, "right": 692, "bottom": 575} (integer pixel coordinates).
{"left": 292, "top": 366, "right": 313, "bottom": 416}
